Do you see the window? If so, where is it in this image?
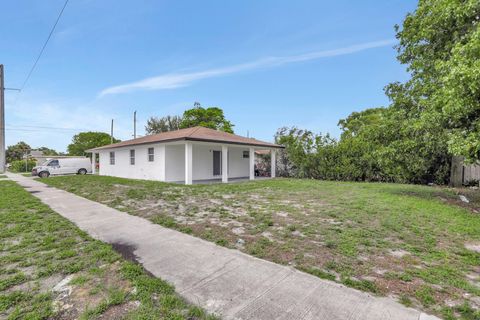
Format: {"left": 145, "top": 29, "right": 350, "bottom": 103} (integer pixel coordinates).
{"left": 148, "top": 147, "right": 154, "bottom": 162}
{"left": 109, "top": 152, "right": 115, "bottom": 165}
{"left": 130, "top": 150, "right": 135, "bottom": 165}
{"left": 243, "top": 151, "right": 250, "bottom": 158}
{"left": 48, "top": 160, "right": 59, "bottom": 167}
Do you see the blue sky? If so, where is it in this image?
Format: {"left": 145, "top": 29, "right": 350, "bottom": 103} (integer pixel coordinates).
{"left": 1, "top": 0, "right": 417, "bottom": 152}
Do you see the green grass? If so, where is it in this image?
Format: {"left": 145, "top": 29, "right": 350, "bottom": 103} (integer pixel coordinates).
{"left": 0, "top": 180, "right": 217, "bottom": 319}
{"left": 42, "top": 175, "right": 480, "bottom": 319}
{"left": 0, "top": 175, "right": 7, "bottom": 179}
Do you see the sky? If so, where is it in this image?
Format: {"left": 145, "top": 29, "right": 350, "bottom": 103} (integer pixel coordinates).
{"left": 1, "top": 0, "right": 418, "bottom": 152}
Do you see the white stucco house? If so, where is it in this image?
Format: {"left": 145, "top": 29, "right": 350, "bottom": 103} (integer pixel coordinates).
{"left": 87, "top": 126, "right": 284, "bottom": 185}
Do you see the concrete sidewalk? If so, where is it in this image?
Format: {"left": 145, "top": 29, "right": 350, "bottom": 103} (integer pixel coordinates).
{"left": 7, "top": 173, "right": 439, "bottom": 320}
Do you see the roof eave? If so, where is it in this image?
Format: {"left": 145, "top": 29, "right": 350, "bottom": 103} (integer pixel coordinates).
{"left": 86, "top": 137, "right": 284, "bottom": 152}
{"left": 184, "top": 137, "right": 284, "bottom": 148}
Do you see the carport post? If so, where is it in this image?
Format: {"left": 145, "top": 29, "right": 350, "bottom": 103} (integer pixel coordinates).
{"left": 249, "top": 147, "right": 255, "bottom": 180}
{"left": 185, "top": 142, "right": 193, "bottom": 185}
{"left": 271, "top": 149, "right": 276, "bottom": 178}
{"left": 91, "top": 153, "right": 96, "bottom": 174}
{"left": 222, "top": 145, "right": 228, "bottom": 183}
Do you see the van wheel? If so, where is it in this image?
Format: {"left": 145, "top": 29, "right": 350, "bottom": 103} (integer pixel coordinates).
{"left": 78, "top": 168, "right": 87, "bottom": 175}
{"left": 39, "top": 171, "right": 50, "bottom": 178}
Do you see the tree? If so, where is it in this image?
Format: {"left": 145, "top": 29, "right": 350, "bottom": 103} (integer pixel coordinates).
{"left": 67, "top": 132, "right": 120, "bottom": 156}
{"left": 6, "top": 141, "right": 31, "bottom": 163}
{"left": 34, "top": 147, "right": 58, "bottom": 156}
{"left": 145, "top": 115, "right": 182, "bottom": 135}
{"left": 275, "top": 127, "right": 339, "bottom": 180}
{"left": 180, "top": 102, "right": 234, "bottom": 133}
{"left": 393, "top": 0, "right": 480, "bottom": 161}
{"left": 338, "top": 108, "right": 385, "bottom": 138}
{"left": 274, "top": 0, "right": 479, "bottom": 185}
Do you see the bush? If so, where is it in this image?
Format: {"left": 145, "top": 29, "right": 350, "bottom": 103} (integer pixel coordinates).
{"left": 9, "top": 160, "right": 36, "bottom": 173}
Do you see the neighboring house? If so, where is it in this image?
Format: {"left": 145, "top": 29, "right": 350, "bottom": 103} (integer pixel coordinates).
{"left": 27, "top": 150, "right": 87, "bottom": 166}
{"left": 87, "top": 126, "right": 283, "bottom": 185}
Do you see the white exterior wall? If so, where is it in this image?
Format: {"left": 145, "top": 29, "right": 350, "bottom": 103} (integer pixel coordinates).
{"left": 98, "top": 143, "right": 165, "bottom": 180}
{"left": 98, "top": 141, "right": 256, "bottom": 182}
{"left": 191, "top": 144, "right": 250, "bottom": 180}
{"left": 228, "top": 147, "right": 250, "bottom": 178}
{"left": 192, "top": 144, "right": 221, "bottom": 180}
{"left": 165, "top": 144, "right": 185, "bottom": 182}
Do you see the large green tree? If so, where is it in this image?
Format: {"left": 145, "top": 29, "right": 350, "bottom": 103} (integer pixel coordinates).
{"left": 34, "top": 147, "right": 59, "bottom": 156}
{"left": 6, "top": 141, "right": 31, "bottom": 163}
{"left": 394, "top": 0, "right": 480, "bottom": 161}
{"left": 145, "top": 115, "right": 182, "bottom": 135}
{"left": 67, "top": 132, "right": 120, "bottom": 156}
{"left": 180, "top": 103, "right": 234, "bottom": 133}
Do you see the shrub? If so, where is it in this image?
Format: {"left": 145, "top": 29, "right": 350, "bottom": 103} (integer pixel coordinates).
{"left": 9, "top": 160, "right": 36, "bottom": 173}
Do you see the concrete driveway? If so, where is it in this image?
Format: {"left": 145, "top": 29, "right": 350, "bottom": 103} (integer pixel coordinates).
{"left": 7, "top": 173, "right": 440, "bottom": 320}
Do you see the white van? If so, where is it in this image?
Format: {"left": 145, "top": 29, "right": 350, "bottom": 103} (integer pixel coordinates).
{"left": 32, "top": 158, "right": 92, "bottom": 178}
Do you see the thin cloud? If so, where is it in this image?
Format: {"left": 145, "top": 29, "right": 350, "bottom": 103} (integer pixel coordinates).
{"left": 99, "top": 39, "right": 396, "bottom": 97}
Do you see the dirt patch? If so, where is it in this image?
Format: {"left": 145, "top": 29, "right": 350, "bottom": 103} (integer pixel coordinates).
{"left": 53, "top": 262, "right": 135, "bottom": 319}
{"left": 388, "top": 249, "right": 411, "bottom": 258}
{"left": 98, "top": 300, "right": 140, "bottom": 319}
{"left": 41, "top": 274, "right": 66, "bottom": 291}
{"left": 464, "top": 242, "right": 480, "bottom": 253}
{"left": 232, "top": 227, "right": 245, "bottom": 235}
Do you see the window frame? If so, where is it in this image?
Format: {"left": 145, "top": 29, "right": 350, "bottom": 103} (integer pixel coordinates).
{"left": 48, "top": 159, "right": 59, "bottom": 167}
{"left": 242, "top": 150, "right": 250, "bottom": 159}
{"left": 130, "top": 149, "right": 135, "bottom": 165}
{"left": 109, "top": 152, "right": 115, "bottom": 165}
{"left": 148, "top": 147, "right": 154, "bottom": 162}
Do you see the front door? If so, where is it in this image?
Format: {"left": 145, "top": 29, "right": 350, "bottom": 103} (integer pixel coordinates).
{"left": 213, "top": 150, "right": 221, "bottom": 176}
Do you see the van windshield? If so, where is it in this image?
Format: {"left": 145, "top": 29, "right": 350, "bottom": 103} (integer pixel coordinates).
{"left": 47, "top": 160, "right": 59, "bottom": 167}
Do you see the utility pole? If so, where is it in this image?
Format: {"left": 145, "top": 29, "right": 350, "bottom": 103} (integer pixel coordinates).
{"left": 0, "top": 65, "right": 21, "bottom": 174}
{"left": 110, "top": 119, "right": 114, "bottom": 144}
{"left": 133, "top": 110, "right": 137, "bottom": 139}
{"left": 0, "top": 65, "right": 5, "bottom": 173}
{"left": 25, "top": 152, "right": 28, "bottom": 173}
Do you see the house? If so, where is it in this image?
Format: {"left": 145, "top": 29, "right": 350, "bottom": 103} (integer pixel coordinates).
{"left": 27, "top": 150, "right": 87, "bottom": 166}
{"left": 86, "top": 126, "right": 284, "bottom": 185}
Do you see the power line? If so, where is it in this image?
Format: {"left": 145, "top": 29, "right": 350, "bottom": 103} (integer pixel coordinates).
{"left": 6, "top": 124, "right": 84, "bottom": 131}
{"left": 3, "top": 123, "right": 115, "bottom": 133}
{"left": 5, "top": 128, "right": 58, "bottom": 132}
{"left": 2, "top": 125, "right": 94, "bottom": 133}
{"left": 5, "top": 128, "right": 82, "bottom": 133}
{"left": 18, "top": 0, "right": 70, "bottom": 93}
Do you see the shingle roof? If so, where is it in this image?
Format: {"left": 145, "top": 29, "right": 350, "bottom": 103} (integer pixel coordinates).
{"left": 87, "top": 126, "right": 283, "bottom": 152}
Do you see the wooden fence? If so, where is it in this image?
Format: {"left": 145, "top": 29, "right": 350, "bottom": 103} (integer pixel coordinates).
{"left": 450, "top": 156, "right": 480, "bottom": 187}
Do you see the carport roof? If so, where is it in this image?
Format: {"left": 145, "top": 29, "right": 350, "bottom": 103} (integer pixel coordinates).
{"left": 86, "top": 126, "right": 284, "bottom": 152}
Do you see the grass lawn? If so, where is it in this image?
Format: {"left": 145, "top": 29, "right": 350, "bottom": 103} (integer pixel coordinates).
{"left": 43, "top": 176, "right": 480, "bottom": 320}
{"left": 0, "top": 175, "right": 7, "bottom": 179}
{"left": 0, "top": 179, "right": 216, "bottom": 320}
